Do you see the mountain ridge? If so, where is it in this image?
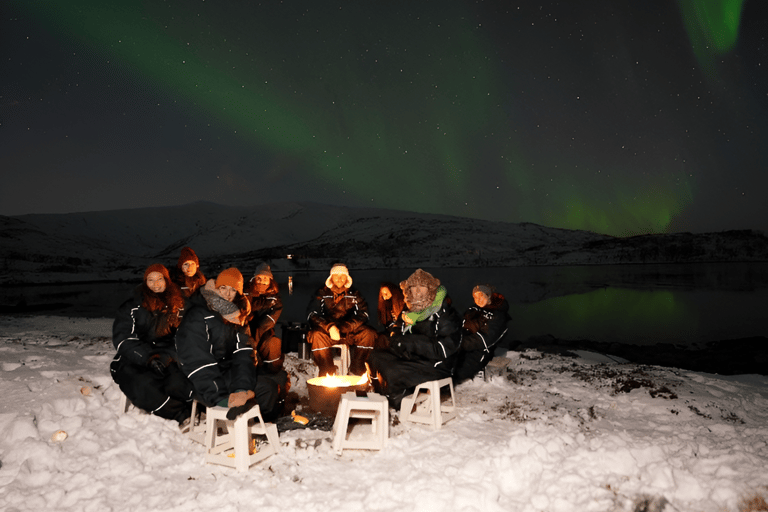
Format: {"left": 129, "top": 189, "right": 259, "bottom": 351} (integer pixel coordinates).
{"left": 2, "top": 202, "right": 767, "bottom": 285}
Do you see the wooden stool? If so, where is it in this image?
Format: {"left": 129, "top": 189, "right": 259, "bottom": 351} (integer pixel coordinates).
{"left": 204, "top": 405, "right": 280, "bottom": 471}
{"left": 333, "top": 344, "right": 350, "bottom": 376}
{"left": 400, "top": 377, "right": 457, "bottom": 429}
{"left": 314, "top": 344, "right": 351, "bottom": 376}
{"left": 181, "top": 399, "right": 207, "bottom": 445}
{"left": 118, "top": 391, "right": 132, "bottom": 413}
{"left": 332, "top": 392, "right": 388, "bottom": 454}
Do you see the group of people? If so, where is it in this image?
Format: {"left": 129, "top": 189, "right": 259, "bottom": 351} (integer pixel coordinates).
{"left": 110, "top": 247, "right": 286, "bottom": 425}
{"left": 110, "top": 249, "right": 511, "bottom": 426}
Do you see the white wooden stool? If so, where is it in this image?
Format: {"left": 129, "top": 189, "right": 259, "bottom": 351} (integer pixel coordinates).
{"left": 314, "top": 344, "right": 351, "bottom": 376}
{"left": 181, "top": 399, "right": 207, "bottom": 444}
{"left": 334, "top": 344, "right": 350, "bottom": 376}
{"left": 332, "top": 392, "right": 388, "bottom": 454}
{"left": 400, "top": 377, "right": 457, "bottom": 429}
{"left": 204, "top": 405, "right": 281, "bottom": 471}
{"left": 118, "top": 391, "right": 132, "bottom": 413}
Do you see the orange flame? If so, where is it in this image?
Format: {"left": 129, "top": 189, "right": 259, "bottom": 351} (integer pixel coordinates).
{"left": 308, "top": 373, "right": 368, "bottom": 388}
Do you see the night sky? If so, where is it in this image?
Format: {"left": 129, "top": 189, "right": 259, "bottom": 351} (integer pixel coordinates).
{"left": 2, "top": 0, "right": 766, "bottom": 236}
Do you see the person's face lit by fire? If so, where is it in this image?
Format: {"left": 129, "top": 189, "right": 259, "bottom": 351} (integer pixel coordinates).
{"left": 380, "top": 286, "right": 392, "bottom": 301}
{"left": 215, "top": 284, "right": 236, "bottom": 302}
{"left": 406, "top": 284, "right": 430, "bottom": 310}
{"left": 254, "top": 275, "right": 270, "bottom": 294}
{"left": 146, "top": 272, "right": 166, "bottom": 294}
{"left": 473, "top": 290, "right": 490, "bottom": 308}
{"left": 181, "top": 261, "right": 197, "bottom": 277}
{"left": 330, "top": 273, "right": 347, "bottom": 289}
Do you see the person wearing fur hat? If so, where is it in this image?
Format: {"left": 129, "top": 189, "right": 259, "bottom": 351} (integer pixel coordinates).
{"left": 306, "top": 263, "right": 376, "bottom": 376}
{"left": 171, "top": 246, "right": 206, "bottom": 298}
{"left": 376, "top": 282, "right": 406, "bottom": 349}
{"left": 453, "top": 284, "right": 511, "bottom": 383}
{"left": 111, "top": 264, "right": 195, "bottom": 424}
{"left": 175, "top": 267, "right": 278, "bottom": 417}
{"left": 367, "top": 269, "right": 462, "bottom": 409}
{"left": 245, "top": 262, "right": 284, "bottom": 374}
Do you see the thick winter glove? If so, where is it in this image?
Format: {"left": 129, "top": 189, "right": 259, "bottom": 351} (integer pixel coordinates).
{"left": 228, "top": 390, "right": 255, "bottom": 408}
{"left": 148, "top": 357, "right": 168, "bottom": 377}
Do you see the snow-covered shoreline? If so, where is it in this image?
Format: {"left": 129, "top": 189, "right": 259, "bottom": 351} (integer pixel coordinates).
{"left": 1, "top": 315, "right": 768, "bottom": 512}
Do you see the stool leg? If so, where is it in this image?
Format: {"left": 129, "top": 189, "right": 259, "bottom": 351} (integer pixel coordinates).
{"left": 430, "top": 382, "right": 442, "bottom": 429}
{"left": 332, "top": 400, "right": 352, "bottom": 455}
{"left": 232, "top": 416, "right": 250, "bottom": 472}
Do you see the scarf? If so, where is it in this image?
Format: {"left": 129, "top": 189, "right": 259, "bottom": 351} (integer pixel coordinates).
{"left": 402, "top": 285, "right": 447, "bottom": 332}
{"left": 201, "top": 280, "right": 241, "bottom": 324}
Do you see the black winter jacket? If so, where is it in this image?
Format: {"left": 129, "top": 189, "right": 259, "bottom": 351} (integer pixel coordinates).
{"left": 306, "top": 285, "right": 371, "bottom": 335}
{"left": 461, "top": 293, "right": 511, "bottom": 352}
{"left": 175, "top": 292, "right": 257, "bottom": 407}
{"left": 389, "top": 296, "right": 461, "bottom": 367}
{"left": 112, "top": 286, "right": 180, "bottom": 368}
{"left": 246, "top": 290, "right": 282, "bottom": 342}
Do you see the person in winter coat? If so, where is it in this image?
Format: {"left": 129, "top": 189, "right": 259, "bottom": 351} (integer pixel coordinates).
{"left": 175, "top": 267, "right": 278, "bottom": 418}
{"left": 453, "top": 284, "right": 511, "bottom": 383}
{"left": 306, "top": 263, "right": 376, "bottom": 376}
{"left": 367, "top": 269, "right": 461, "bottom": 409}
{"left": 171, "top": 246, "right": 206, "bottom": 298}
{"left": 375, "top": 282, "right": 406, "bottom": 349}
{"left": 245, "top": 262, "right": 284, "bottom": 374}
{"left": 110, "top": 263, "right": 194, "bottom": 424}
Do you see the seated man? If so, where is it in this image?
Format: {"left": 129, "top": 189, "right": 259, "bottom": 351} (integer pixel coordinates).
{"left": 368, "top": 269, "right": 461, "bottom": 408}
{"left": 175, "top": 267, "right": 278, "bottom": 417}
{"left": 306, "top": 263, "right": 376, "bottom": 376}
{"left": 453, "top": 284, "right": 511, "bottom": 383}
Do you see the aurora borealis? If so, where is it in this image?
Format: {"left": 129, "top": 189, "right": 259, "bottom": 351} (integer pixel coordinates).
{"left": 2, "top": 0, "right": 766, "bottom": 235}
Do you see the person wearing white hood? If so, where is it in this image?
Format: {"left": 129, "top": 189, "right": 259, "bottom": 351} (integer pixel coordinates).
{"left": 305, "top": 263, "right": 376, "bottom": 376}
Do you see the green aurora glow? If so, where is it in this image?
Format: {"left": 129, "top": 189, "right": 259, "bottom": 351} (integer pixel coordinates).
{"left": 13, "top": 0, "right": 754, "bottom": 235}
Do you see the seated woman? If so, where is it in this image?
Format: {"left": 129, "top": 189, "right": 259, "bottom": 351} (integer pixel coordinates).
{"left": 375, "top": 282, "right": 406, "bottom": 349}
{"left": 245, "top": 262, "right": 284, "bottom": 374}
{"left": 175, "top": 267, "right": 278, "bottom": 418}
{"left": 367, "top": 269, "right": 461, "bottom": 409}
{"left": 110, "top": 264, "right": 194, "bottom": 424}
{"left": 171, "top": 246, "right": 206, "bottom": 298}
{"left": 453, "top": 284, "right": 511, "bottom": 383}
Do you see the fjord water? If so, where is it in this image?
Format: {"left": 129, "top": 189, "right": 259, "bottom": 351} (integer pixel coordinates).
{"left": 2, "top": 262, "right": 766, "bottom": 347}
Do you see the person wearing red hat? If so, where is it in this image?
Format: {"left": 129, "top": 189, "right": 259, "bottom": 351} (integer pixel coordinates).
{"left": 111, "top": 264, "right": 194, "bottom": 424}
{"left": 306, "top": 263, "right": 376, "bottom": 376}
{"left": 171, "top": 247, "right": 206, "bottom": 298}
{"left": 175, "top": 267, "right": 278, "bottom": 418}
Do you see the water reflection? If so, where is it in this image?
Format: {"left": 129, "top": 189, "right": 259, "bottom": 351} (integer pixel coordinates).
{"left": 2, "top": 263, "right": 766, "bottom": 347}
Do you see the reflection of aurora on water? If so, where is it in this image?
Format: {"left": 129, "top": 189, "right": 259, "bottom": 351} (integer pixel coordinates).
{"left": 5, "top": 0, "right": 766, "bottom": 234}
{"left": 510, "top": 285, "right": 768, "bottom": 346}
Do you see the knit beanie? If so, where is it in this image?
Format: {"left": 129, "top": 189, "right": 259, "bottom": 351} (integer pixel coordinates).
{"left": 325, "top": 263, "right": 352, "bottom": 289}
{"left": 144, "top": 263, "right": 171, "bottom": 283}
{"left": 472, "top": 284, "right": 494, "bottom": 300}
{"left": 177, "top": 247, "right": 199, "bottom": 268}
{"left": 215, "top": 267, "right": 244, "bottom": 294}
{"left": 253, "top": 262, "right": 273, "bottom": 280}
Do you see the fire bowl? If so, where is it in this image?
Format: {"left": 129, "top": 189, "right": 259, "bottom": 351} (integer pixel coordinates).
{"left": 307, "top": 375, "right": 369, "bottom": 416}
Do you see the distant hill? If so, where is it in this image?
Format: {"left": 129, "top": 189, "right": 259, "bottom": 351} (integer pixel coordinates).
{"left": 1, "top": 201, "right": 767, "bottom": 284}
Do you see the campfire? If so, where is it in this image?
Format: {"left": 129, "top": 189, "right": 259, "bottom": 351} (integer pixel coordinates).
{"left": 306, "top": 373, "right": 370, "bottom": 416}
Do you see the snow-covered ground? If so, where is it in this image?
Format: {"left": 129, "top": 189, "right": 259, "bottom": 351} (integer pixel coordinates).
{"left": 1, "top": 315, "right": 767, "bottom": 512}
